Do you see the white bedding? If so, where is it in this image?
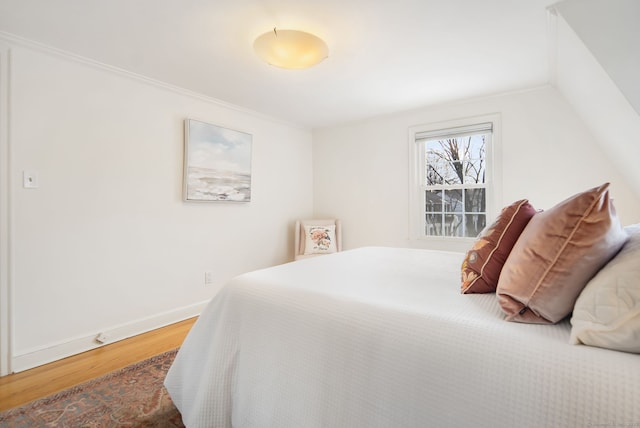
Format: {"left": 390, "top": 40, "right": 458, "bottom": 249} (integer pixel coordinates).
{"left": 165, "top": 247, "right": 640, "bottom": 428}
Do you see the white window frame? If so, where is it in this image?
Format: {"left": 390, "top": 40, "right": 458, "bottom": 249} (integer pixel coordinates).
{"left": 408, "top": 114, "right": 502, "bottom": 244}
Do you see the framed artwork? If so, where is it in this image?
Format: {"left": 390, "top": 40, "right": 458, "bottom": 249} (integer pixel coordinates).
{"left": 183, "top": 119, "right": 252, "bottom": 202}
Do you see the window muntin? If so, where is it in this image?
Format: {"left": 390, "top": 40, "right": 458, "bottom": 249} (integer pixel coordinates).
{"left": 416, "top": 124, "right": 492, "bottom": 239}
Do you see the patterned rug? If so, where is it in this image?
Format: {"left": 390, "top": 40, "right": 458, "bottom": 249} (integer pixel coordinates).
{"left": 0, "top": 349, "right": 184, "bottom": 427}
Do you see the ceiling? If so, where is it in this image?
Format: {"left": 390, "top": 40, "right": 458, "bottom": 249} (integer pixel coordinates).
{"left": 0, "top": 0, "right": 557, "bottom": 128}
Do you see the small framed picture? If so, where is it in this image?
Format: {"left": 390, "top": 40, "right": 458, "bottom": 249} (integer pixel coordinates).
{"left": 183, "top": 119, "right": 252, "bottom": 202}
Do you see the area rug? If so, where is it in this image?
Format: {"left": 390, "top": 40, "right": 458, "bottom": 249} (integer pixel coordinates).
{"left": 0, "top": 349, "right": 184, "bottom": 427}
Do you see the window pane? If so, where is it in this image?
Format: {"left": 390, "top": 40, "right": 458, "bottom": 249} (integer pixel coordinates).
{"left": 465, "top": 214, "right": 486, "bottom": 238}
{"left": 425, "top": 140, "right": 462, "bottom": 185}
{"left": 464, "top": 188, "right": 485, "bottom": 213}
{"left": 425, "top": 190, "right": 443, "bottom": 212}
{"left": 425, "top": 214, "right": 443, "bottom": 236}
{"left": 464, "top": 135, "right": 486, "bottom": 184}
{"left": 444, "top": 189, "right": 463, "bottom": 213}
{"left": 444, "top": 214, "right": 463, "bottom": 237}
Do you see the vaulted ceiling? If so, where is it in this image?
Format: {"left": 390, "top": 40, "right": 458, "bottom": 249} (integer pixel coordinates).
{"left": 0, "top": 0, "right": 557, "bottom": 128}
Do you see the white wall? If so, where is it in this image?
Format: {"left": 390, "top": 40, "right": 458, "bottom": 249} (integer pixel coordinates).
{"left": 312, "top": 85, "right": 640, "bottom": 253}
{"left": 2, "top": 39, "right": 313, "bottom": 372}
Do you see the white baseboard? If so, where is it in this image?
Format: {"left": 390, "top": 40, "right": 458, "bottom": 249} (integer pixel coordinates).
{"left": 11, "top": 300, "right": 208, "bottom": 373}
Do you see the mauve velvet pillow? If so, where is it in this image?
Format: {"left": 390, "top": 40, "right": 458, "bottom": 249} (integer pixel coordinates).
{"left": 497, "top": 183, "right": 628, "bottom": 324}
{"left": 461, "top": 199, "right": 537, "bottom": 294}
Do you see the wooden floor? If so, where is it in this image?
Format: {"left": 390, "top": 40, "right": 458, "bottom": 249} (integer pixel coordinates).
{"left": 0, "top": 317, "right": 196, "bottom": 412}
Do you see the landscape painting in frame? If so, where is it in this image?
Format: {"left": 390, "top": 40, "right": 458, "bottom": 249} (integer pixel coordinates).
{"left": 184, "top": 119, "right": 252, "bottom": 202}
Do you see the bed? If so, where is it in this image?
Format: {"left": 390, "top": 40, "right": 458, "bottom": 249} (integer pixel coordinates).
{"left": 164, "top": 246, "right": 640, "bottom": 428}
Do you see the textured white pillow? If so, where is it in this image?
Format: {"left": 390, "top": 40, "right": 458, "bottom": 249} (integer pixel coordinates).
{"left": 570, "top": 224, "right": 640, "bottom": 353}
{"left": 303, "top": 225, "right": 337, "bottom": 255}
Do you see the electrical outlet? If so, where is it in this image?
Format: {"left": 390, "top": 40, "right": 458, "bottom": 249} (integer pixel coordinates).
{"left": 204, "top": 271, "right": 214, "bottom": 285}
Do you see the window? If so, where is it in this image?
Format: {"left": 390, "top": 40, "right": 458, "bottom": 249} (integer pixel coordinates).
{"left": 409, "top": 116, "right": 499, "bottom": 240}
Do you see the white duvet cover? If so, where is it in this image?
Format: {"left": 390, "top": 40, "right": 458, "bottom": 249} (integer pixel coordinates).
{"left": 165, "top": 247, "right": 640, "bottom": 428}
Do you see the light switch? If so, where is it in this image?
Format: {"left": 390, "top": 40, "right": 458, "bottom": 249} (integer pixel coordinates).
{"left": 23, "top": 170, "right": 39, "bottom": 189}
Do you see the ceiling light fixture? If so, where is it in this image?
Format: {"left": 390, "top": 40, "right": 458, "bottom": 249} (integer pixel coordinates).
{"left": 253, "top": 28, "right": 328, "bottom": 69}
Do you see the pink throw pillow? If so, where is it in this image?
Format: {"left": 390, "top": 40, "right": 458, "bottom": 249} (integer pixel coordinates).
{"left": 497, "top": 183, "right": 628, "bottom": 324}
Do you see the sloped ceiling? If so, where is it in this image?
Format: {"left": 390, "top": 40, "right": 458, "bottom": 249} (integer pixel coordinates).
{"left": 552, "top": 0, "right": 640, "bottom": 198}
{"left": 554, "top": 0, "right": 640, "bottom": 115}
{"left": 0, "top": 0, "right": 555, "bottom": 128}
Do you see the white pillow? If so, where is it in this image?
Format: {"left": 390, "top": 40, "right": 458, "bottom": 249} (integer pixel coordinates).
{"left": 570, "top": 224, "right": 640, "bottom": 353}
{"left": 303, "top": 225, "right": 337, "bottom": 255}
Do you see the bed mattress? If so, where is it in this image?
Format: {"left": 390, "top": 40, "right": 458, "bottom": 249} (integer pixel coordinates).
{"left": 165, "top": 247, "right": 640, "bottom": 427}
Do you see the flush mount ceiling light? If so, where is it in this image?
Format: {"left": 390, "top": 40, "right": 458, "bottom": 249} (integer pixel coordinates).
{"left": 253, "top": 28, "right": 328, "bottom": 69}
